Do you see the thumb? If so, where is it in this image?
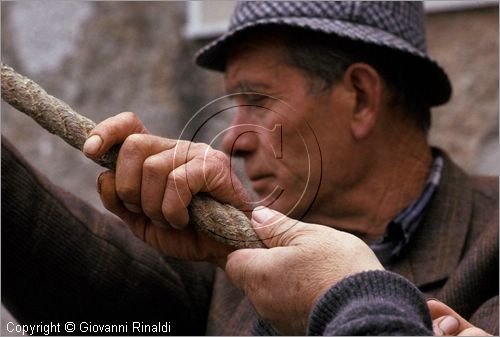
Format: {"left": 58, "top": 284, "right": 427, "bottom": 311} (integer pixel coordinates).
{"left": 432, "top": 315, "right": 460, "bottom": 336}
{"left": 251, "top": 206, "right": 304, "bottom": 247}
{"left": 427, "top": 299, "right": 474, "bottom": 335}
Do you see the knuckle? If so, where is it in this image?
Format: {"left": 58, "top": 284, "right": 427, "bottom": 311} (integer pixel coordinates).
{"left": 206, "top": 151, "right": 231, "bottom": 182}
{"left": 189, "top": 141, "right": 206, "bottom": 151}
{"left": 170, "top": 168, "right": 188, "bottom": 186}
{"left": 190, "top": 156, "right": 206, "bottom": 167}
{"left": 172, "top": 141, "right": 192, "bottom": 162}
{"left": 176, "top": 139, "right": 191, "bottom": 149}
{"left": 116, "top": 184, "right": 138, "bottom": 202}
{"left": 142, "top": 157, "right": 157, "bottom": 173}
{"left": 190, "top": 157, "right": 209, "bottom": 179}
{"left": 142, "top": 156, "right": 164, "bottom": 180}
{"left": 121, "top": 111, "right": 138, "bottom": 122}
{"left": 123, "top": 133, "right": 145, "bottom": 148}
{"left": 211, "top": 150, "right": 230, "bottom": 167}
{"left": 121, "top": 134, "right": 147, "bottom": 157}
{"left": 121, "top": 111, "right": 149, "bottom": 133}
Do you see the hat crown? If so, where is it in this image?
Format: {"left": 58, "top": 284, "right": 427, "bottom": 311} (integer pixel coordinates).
{"left": 195, "top": 1, "right": 451, "bottom": 106}
{"left": 230, "top": 1, "right": 426, "bottom": 52}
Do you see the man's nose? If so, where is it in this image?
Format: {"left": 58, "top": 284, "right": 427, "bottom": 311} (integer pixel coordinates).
{"left": 222, "top": 115, "right": 259, "bottom": 157}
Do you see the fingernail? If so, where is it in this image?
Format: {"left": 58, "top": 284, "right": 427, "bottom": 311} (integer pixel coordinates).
{"left": 83, "top": 135, "right": 103, "bottom": 156}
{"left": 438, "top": 316, "right": 459, "bottom": 335}
{"left": 124, "top": 202, "right": 142, "bottom": 213}
{"left": 252, "top": 206, "right": 277, "bottom": 223}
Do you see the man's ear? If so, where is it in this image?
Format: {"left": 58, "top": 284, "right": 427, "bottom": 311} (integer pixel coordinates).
{"left": 342, "top": 63, "right": 382, "bottom": 140}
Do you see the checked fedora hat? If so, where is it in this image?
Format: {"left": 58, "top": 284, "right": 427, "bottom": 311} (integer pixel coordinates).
{"left": 195, "top": 1, "right": 452, "bottom": 106}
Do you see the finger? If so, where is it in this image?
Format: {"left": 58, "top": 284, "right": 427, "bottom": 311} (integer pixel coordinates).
{"left": 457, "top": 327, "right": 491, "bottom": 336}
{"left": 161, "top": 151, "right": 245, "bottom": 228}
{"left": 115, "top": 134, "right": 178, "bottom": 212}
{"left": 427, "top": 300, "right": 474, "bottom": 333}
{"left": 170, "top": 144, "right": 252, "bottom": 216}
{"left": 99, "top": 170, "right": 135, "bottom": 222}
{"left": 99, "top": 171, "right": 128, "bottom": 218}
{"left": 251, "top": 206, "right": 303, "bottom": 247}
{"left": 162, "top": 159, "right": 208, "bottom": 229}
{"left": 141, "top": 141, "right": 208, "bottom": 226}
{"left": 434, "top": 317, "right": 491, "bottom": 336}
{"left": 83, "top": 112, "right": 149, "bottom": 158}
{"left": 140, "top": 152, "right": 171, "bottom": 226}
{"left": 99, "top": 170, "right": 151, "bottom": 239}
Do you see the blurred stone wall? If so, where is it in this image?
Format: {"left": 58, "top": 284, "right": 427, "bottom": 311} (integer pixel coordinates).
{"left": 0, "top": 2, "right": 498, "bottom": 331}
{"left": 427, "top": 7, "right": 499, "bottom": 175}
{"left": 1, "top": 1, "right": 225, "bottom": 213}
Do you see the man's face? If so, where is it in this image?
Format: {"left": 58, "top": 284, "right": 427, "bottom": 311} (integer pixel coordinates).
{"left": 222, "top": 36, "right": 359, "bottom": 222}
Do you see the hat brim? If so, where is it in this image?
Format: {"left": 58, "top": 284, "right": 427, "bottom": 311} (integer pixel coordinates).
{"left": 195, "top": 17, "right": 452, "bottom": 106}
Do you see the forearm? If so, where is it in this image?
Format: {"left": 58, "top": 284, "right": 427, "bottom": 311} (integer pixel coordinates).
{"left": 307, "top": 270, "right": 433, "bottom": 336}
{"left": 1, "top": 137, "right": 214, "bottom": 334}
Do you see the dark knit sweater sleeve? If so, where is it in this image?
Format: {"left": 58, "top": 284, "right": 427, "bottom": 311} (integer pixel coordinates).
{"left": 1, "top": 137, "right": 215, "bottom": 335}
{"left": 307, "top": 270, "right": 433, "bottom": 336}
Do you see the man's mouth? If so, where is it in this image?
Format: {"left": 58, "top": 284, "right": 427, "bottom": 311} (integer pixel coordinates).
{"left": 248, "top": 173, "right": 273, "bottom": 191}
{"left": 250, "top": 174, "right": 273, "bottom": 184}
{"left": 250, "top": 175, "right": 285, "bottom": 208}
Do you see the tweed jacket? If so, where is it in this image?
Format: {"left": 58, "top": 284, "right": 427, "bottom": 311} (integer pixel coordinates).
{"left": 2, "top": 137, "right": 498, "bottom": 335}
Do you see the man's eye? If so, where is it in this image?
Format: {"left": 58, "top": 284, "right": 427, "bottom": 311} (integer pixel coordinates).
{"left": 244, "top": 94, "right": 267, "bottom": 105}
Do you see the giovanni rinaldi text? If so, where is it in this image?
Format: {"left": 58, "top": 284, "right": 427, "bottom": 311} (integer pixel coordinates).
{"left": 5, "top": 321, "right": 172, "bottom": 335}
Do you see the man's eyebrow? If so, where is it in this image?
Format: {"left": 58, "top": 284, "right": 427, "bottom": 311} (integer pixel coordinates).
{"left": 225, "top": 81, "right": 271, "bottom": 95}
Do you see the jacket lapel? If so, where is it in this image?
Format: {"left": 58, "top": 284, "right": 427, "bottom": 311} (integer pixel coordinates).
{"left": 389, "top": 152, "right": 471, "bottom": 290}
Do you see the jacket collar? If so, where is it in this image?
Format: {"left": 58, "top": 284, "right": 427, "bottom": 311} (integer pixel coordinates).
{"left": 389, "top": 149, "right": 472, "bottom": 289}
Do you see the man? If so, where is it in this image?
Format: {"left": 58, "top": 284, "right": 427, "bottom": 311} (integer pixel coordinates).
{"left": 2, "top": 1, "right": 497, "bottom": 335}
{"left": 84, "top": 0, "right": 497, "bottom": 333}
